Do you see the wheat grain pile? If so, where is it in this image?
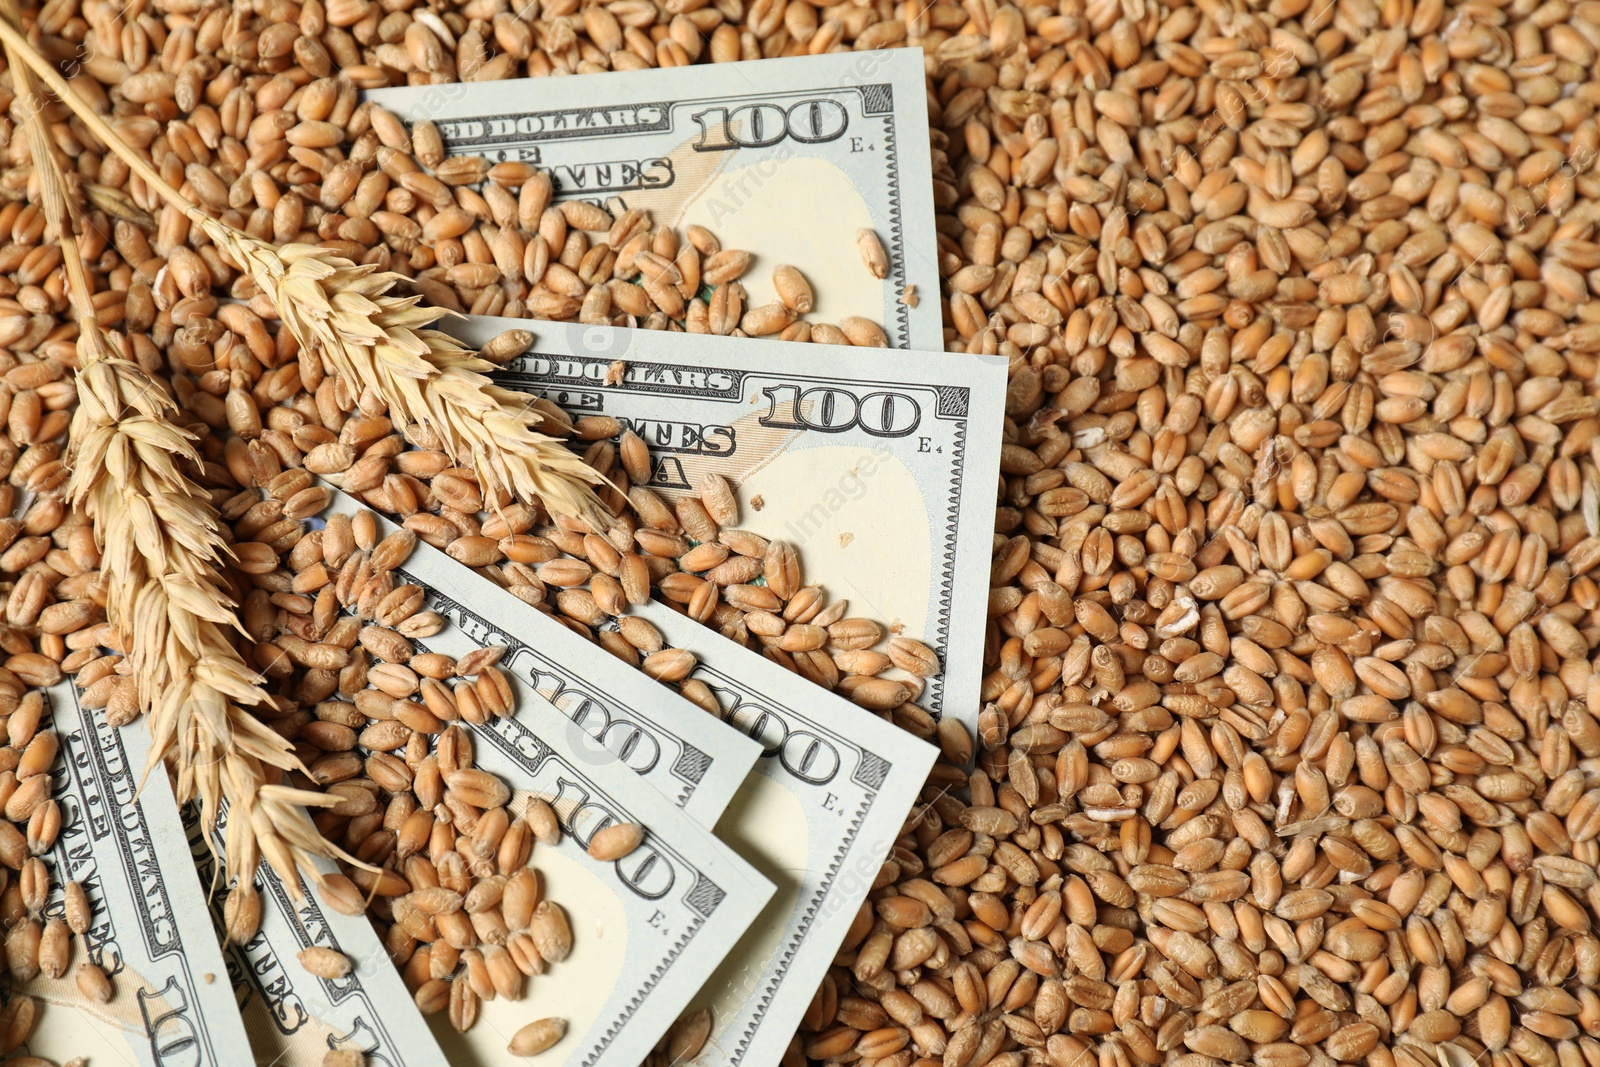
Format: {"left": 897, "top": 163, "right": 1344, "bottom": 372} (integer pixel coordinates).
{"left": 0, "top": 0, "right": 1597, "bottom": 1064}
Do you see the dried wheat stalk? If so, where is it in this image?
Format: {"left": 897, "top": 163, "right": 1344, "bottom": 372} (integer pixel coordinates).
{"left": 0, "top": 15, "right": 339, "bottom": 893}
{"left": 0, "top": 20, "right": 609, "bottom": 533}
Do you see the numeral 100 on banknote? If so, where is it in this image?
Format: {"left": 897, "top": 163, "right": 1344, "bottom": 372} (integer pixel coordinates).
{"left": 758, "top": 383, "right": 922, "bottom": 436}
{"left": 689, "top": 99, "right": 848, "bottom": 149}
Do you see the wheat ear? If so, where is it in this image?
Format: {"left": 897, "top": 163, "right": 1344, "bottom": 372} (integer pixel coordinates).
{"left": 0, "top": 11, "right": 340, "bottom": 894}
{"left": 0, "top": 20, "right": 611, "bottom": 531}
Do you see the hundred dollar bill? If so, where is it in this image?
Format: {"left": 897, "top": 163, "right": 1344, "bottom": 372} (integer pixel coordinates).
{"left": 13, "top": 681, "right": 253, "bottom": 1066}
{"left": 320, "top": 525, "right": 776, "bottom": 1066}
{"left": 183, "top": 803, "right": 449, "bottom": 1067}
{"left": 451, "top": 315, "right": 1008, "bottom": 730}
{"left": 638, "top": 599, "right": 938, "bottom": 1067}
{"left": 365, "top": 51, "right": 943, "bottom": 351}
{"left": 320, "top": 490, "right": 762, "bottom": 825}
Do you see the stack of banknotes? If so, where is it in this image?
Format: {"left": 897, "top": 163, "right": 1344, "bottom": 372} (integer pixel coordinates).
{"left": 13, "top": 50, "right": 1007, "bottom": 1066}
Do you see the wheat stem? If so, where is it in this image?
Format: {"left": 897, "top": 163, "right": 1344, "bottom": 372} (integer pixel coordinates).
{"left": 0, "top": 20, "right": 187, "bottom": 212}
{"left": 0, "top": 10, "right": 89, "bottom": 322}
